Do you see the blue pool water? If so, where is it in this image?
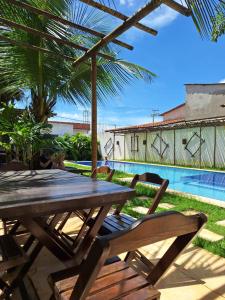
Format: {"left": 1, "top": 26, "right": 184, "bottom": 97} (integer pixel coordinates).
{"left": 77, "top": 161, "right": 225, "bottom": 203}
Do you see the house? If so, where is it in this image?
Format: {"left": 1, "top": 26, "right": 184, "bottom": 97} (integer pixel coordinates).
{"left": 48, "top": 120, "right": 90, "bottom": 136}
{"left": 101, "top": 83, "right": 225, "bottom": 168}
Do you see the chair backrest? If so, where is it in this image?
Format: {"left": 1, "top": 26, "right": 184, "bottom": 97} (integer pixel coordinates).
{"left": 70, "top": 211, "right": 207, "bottom": 300}
{"left": 115, "top": 172, "right": 169, "bottom": 215}
{"left": 91, "top": 166, "right": 115, "bottom": 182}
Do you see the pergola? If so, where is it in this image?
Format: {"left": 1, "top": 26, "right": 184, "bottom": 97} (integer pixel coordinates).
{"left": 0, "top": 0, "right": 203, "bottom": 172}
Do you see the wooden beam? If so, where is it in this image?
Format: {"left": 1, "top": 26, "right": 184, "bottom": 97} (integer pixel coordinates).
{"left": 80, "top": 0, "right": 158, "bottom": 36}
{"left": 0, "top": 17, "right": 114, "bottom": 61}
{"left": 5, "top": 0, "right": 133, "bottom": 50}
{"left": 162, "top": 0, "right": 191, "bottom": 16}
{"left": 0, "top": 34, "right": 75, "bottom": 61}
{"left": 91, "top": 54, "right": 98, "bottom": 173}
{"left": 73, "top": 0, "right": 162, "bottom": 67}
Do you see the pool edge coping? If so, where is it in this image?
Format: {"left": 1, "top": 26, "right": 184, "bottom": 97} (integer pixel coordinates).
{"left": 74, "top": 161, "right": 225, "bottom": 208}
{"left": 112, "top": 160, "right": 225, "bottom": 174}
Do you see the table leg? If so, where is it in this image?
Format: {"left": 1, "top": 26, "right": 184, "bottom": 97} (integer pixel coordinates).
{"left": 72, "top": 205, "right": 111, "bottom": 265}
{"left": 6, "top": 241, "right": 43, "bottom": 297}
{"left": 21, "top": 217, "right": 73, "bottom": 262}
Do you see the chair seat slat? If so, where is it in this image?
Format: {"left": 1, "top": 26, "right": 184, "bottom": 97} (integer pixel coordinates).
{"left": 119, "top": 286, "right": 160, "bottom": 300}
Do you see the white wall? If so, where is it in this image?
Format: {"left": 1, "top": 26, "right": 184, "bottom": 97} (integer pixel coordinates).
{"left": 99, "top": 125, "right": 225, "bottom": 168}
{"left": 185, "top": 84, "right": 225, "bottom": 120}
{"left": 73, "top": 128, "right": 90, "bottom": 135}
{"left": 50, "top": 123, "right": 74, "bottom": 136}
{"left": 50, "top": 123, "right": 90, "bottom": 136}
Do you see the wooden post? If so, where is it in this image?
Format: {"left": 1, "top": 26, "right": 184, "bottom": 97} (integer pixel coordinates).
{"left": 173, "top": 129, "right": 176, "bottom": 165}
{"left": 124, "top": 134, "right": 126, "bottom": 161}
{"left": 113, "top": 132, "right": 115, "bottom": 160}
{"left": 91, "top": 54, "right": 97, "bottom": 174}
{"left": 213, "top": 126, "right": 217, "bottom": 168}
{"left": 145, "top": 131, "right": 147, "bottom": 162}
{"left": 160, "top": 130, "right": 162, "bottom": 162}
{"left": 199, "top": 125, "right": 202, "bottom": 169}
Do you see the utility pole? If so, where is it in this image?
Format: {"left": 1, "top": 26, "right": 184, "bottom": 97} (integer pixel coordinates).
{"left": 151, "top": 109, "right": 159, "bottom": 124}
{"left": 83, "top": 109, "right": 89, "bottom": 123}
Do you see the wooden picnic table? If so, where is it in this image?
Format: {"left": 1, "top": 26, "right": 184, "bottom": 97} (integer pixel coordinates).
{"left": 0, "top": 169, "right": 134, "bottom": 219}
{"left": 0, "top": 169, "right": 134, "bottom": 286}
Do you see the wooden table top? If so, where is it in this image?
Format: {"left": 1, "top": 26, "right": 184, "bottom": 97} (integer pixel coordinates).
{"left": 0, "top": 169, "right": 134, "bottom": 219}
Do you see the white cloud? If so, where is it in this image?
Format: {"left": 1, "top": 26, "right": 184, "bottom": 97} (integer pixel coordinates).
{"left": 219, "top": 78, "right": 225, "bottom": 83}
{"left": 119, "top": 0, "right": 135, "bottom": 7}
{"left": 143, "top": 5, "right": 179, "bottom": 29}
{"left": 121, "top": 4, "right": 179, "bottom": 42}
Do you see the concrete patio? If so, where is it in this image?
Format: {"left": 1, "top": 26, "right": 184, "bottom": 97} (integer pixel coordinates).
{"left": 10, "top": 214, "right": 225, "bottom": 300}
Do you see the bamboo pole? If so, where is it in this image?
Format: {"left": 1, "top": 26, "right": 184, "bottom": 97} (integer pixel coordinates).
{"left": 213, "top": 126, "right": 217, "bottom": 168}
{"left": 124, "top": 134, "right": 126, "bottom": 161}
{"left": 113, "top": 132, "right": 115, "bottom": 160}
{"left": 80, "top": 0, "right": 157, "bottom": 36}
{"left": 173, "top": 129, "right": 176, "bottom": 165}
{"left": 0, "top": 17, "right": 114, "bottom": 61}
{"left": 0, "top": 34, "right": 75, "bottom": 61}
{"left": 73, "top": 0, "right": 162, "bottom": 66}
{"left": 199, "top": 125, "right": 202, "bottom": 168}
{"left": 91, "top": 54, "right": 97, "bottom": 174}
{"left": 5, "top": 0, "right": 133, "bottom": 50}
{"left": 145, "top": 131, "right": 147, "bottom": 162}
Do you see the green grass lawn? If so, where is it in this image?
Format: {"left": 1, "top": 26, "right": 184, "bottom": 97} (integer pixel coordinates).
{"left": 65, "top": 161, "right": 225, "bottom": 258}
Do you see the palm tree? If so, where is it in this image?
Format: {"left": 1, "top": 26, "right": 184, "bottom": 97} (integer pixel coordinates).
{"left": 0, "top": 79, "right": 24, "bottom": 108}
{"left": 0, "top": 0, "right": 155, "bottom": 123}
{"left": 212, "top": 2, "right": 225, "bottom": 41}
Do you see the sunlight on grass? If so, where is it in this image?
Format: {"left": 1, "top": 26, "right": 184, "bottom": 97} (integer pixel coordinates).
{"left": 65, "top": 161, "right": 225, "bottom": 258}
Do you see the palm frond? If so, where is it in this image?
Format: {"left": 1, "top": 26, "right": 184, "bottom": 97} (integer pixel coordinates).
{"left": 92, "top": 0, "right": 225, "bottom": 38}
{"left": 0, "top": 0, "right": 156, "bottom": 121}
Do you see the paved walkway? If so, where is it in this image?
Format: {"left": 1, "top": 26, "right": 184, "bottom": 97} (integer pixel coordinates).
{"left": 8, "top": 216, "right": 225, "bottom": 300}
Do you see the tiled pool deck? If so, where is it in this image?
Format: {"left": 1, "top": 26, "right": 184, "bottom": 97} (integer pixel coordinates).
{"left": 10, "top": 215, "right": 225, "bottom": 300}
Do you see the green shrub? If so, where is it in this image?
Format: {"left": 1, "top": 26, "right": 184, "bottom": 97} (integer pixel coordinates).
{"left": 54, "top": 133, "right": 100, "bottom": 161}
{"left": 0, "top": 104, "right": 52, "bottom": 166}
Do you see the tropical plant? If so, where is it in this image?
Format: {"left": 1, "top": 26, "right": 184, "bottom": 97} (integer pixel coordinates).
{"left": 0, "top": 104, "right": 52, "bottom": 165}
{"left": 54, "top": 134, "right": 75, "bottom": 159}
{"left": 0, "top": 81, "right": 24, "bottom": 108}
{"left": 70, "top": 133, "right": 95, "bottom": 161}
{"left": 0, "top": 0, "right": 155, "bottom": 123}
{"left": 95, "top": 0, "right": 225, "bottom": 38}
{"left": 54, "top": 132, "right": 99, "bottom": 161}
{"left": 212, "top": 3, "right": 225, "bottom": 42}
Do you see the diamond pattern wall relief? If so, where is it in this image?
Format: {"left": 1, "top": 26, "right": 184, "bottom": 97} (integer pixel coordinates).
{"left": 151, "top": 134, "right": 169, "bottom": 158}
{"left": 184, "top": 132, "right": 205, "bottom": 157}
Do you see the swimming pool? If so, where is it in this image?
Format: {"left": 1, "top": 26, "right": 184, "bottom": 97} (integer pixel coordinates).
{"left": 77, "top": 160, "right": 225, "bottom": 203}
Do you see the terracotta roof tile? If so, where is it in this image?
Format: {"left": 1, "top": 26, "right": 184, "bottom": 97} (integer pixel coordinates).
{"left": 111, "top": 119, "right": 183, "bottom": 131}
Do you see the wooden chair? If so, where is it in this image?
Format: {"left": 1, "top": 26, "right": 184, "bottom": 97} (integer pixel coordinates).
{"left": 0, "top": 234, "right": 28, "bottom": 298}
{"left": 55, "top": 166, "right": 115, "bottom": 234}
{"left": 89, "top": 173, "right": 169, "bottom": 235}
{"left": 48, "top": 211, "right": 207, "bottom": 300}
{"left": 91, "top": 165, "right": 115, "bottom": 181}
{"left": 50, "top": 166, "right": 115, "bottom": 249}
{"left": 67, "top": 172, "right": 168, "bottom": 251}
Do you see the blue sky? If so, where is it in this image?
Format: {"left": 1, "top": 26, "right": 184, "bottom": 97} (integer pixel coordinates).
{"left": 52, "top": 1, "right": 225, "bottom": 127}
